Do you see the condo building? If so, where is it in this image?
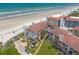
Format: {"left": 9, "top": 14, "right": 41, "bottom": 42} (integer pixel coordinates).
{"left": 25, "top": 14, "right": 79, "bottom": 54}
{"left": 47, "top": 14, "right": 79, "bottom": 54}
{"left": 25, "top": 22, "right": 48, "bottom": 47}
{"left": 47, "top": 14, "right": 79, "bottom": 28}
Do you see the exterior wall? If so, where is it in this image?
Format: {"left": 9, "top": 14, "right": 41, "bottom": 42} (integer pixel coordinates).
{"left": 25, "top": 30, "right": 39, "bottom": 47}
{"left": 64, "top": 20, "right": 75, "bottom": 28}
{"left": 47, "top": 17, "right": 66, "bottom": 27}
{"left": 47, "top": 18, "right": 59, "bottom": 27}
{"left": 59, "top": 34, "right": 64, "bottom": 42}
{"left": 60, "top": 19, "right": 65, "bottom": 27}
{"left": 52, "top": 20, "right": 59, "bottom": 26}
{"left": 66, "top": 46, "right": 79, "bottom": 55}
{"left": 48, "top": 33, "right": 54, "bottom": 42}
{"left": 64, "top": 20, "right": 79, "bottom": 28}
{"left": 48, "top": 34, "right": 79, "bottom": 55}
{"left": 25, "top": 30, "right": 38, "bottom": 42}
{"left": 47, "top": 17, "right": 79, "bottom": 28}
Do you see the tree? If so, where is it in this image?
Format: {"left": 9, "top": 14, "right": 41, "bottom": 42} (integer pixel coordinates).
{"left": 0, "top": 42, "right": 3, "bottom": 48}
{"left": 0, "top": 42, "right": 3, "bottom": 53}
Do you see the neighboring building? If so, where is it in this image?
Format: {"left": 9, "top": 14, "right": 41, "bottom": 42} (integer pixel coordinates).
{"left": 47, "top": 15, "right": 79, "bottom": 54}
{"left": 65, "top": 16, "right": 79, "bottom": 28}
{"left": 47, "top": 27, "right": 79, "bottom": 55}
{"left": 25, "top": 21, "right": 48, "bottom": 47}
{"left": 47, "top": 14, "right": 66, "bottom": 27}
{"left": 47, "top": 14, "right": 79, "bottom": 28}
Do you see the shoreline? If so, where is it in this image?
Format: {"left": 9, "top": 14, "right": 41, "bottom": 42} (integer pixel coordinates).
{"left": 0, "top": 6, "right": 78, "bottom": 19}
{"left": 0, "top": 5, "right": 74, "bottom": 14}
{"left": 0, "top": 7, "right": 58, "bottom": 18}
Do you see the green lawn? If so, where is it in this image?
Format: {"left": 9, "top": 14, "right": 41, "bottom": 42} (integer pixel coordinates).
{"left": 0, "top": 40, "right": 20, "bottom": 55}
{"left": 0, "top": 47, "right": 20, "bottom": 55}
{"left": 36, "top": 39, "right": 58, "bottom": 55}
{"left": 27, "top": 32, "right": 58, "bottom": 55}
{"left": 28, "top": 39, "right": 58, "bottom": 55}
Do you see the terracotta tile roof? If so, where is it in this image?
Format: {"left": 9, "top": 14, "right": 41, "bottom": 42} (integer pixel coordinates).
{"left": 48, "top": 15, "right": 79, "bottom": 21}
{"left": 66, "top": 16, "right": 79, "bottom": 21}
{"left": 27, "top": 21, "right": 48, "bottom": 33}
{"left": 73, "top": 27, "right": 79, "bottom": 30}
{"left": 64, "top": 33, "right": 79, "bottom": 52}
{"left": 50, "top": 28, "right": 79, "bottom": 52}
{"left": 47, "top": 22, "right": 58, "bottom": 27}
{"left": 48, "top": 15, "right": 65, "bottom": 21}
{"left": 51, "top": 28, "right": 67, "bottom": 36}
{"left": 47, "top": 21, "right": 58, "bottom": 27}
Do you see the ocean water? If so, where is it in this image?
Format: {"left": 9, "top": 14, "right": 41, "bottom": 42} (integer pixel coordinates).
{"left": 0, "top": 3, "right": 78, "bottom": 13}
{"left": 0, "top": 3, "right": 78, "bottom": 18}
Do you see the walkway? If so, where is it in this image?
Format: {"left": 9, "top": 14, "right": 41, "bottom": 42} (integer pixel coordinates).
{"left": 34, "top": 34, "right": 47, "bottom": 55}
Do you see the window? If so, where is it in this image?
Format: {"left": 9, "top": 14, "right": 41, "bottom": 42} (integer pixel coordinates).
{"left": 68, "top": 51, "right": 73, "bottom": 54}
{"left": 62, "top": 42, "right": 65, "bottom": 46}
{"left": 58, "top": 20, "right": 60, "bottom": 27}
{"left": 74, "top": 21, "right": 77, "bottom": 27}
{"left": 26, "top": 32, "right": 28, "bottom": 35}
{"left": 65, "top": 20, "right": 70, "bottom": 27}
{"left": 55, "top": 35, "right": 59, "bottom": 39}
{"left": 77, "top": 21, "right": 79, "bottom": 26}
{"left": 69, "top": 21, "right": 75, "bottom": 27}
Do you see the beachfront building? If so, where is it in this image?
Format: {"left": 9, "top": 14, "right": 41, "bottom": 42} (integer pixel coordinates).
{"left": 47, "top": 14, "right": 79, "bottom": 28}
{"left": 25, "top": 21, "right": 47, "bottom": 47}
{"left": 24, "top": 14, "right": 79, "bottom": 54}
{"left": 47, "top": 14, "right": 65, "bottom": 28}
{"left": 65, "top": 16, "right": 79, "bottom": 28}
{"left": 46, "top": 14, "right": 79, "bottom": 54}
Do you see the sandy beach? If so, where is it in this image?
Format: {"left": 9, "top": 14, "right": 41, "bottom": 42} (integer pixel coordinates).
{"left": 0, "top": 6, "right": 78, "bottom": 31}
{"left": 0, "top": 6, "right": 79, "bottom": 43}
